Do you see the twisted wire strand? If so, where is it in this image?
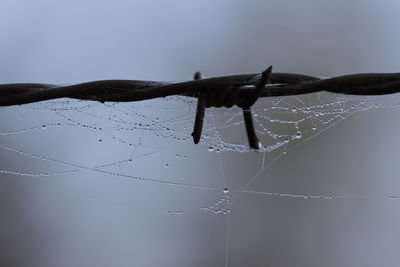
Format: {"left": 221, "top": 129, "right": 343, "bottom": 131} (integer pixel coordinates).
{"left": 1, "top": 66, "right": 400, "bottom": 149}
{"left": 2, "top": 71, "right": 400, "bottom": 107}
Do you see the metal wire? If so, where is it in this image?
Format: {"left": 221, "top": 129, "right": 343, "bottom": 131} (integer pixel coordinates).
{"left": 1, "top": 66, "right": 400, "bottom": 149}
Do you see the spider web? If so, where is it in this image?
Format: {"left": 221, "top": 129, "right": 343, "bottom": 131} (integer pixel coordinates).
{"left": 1, "top": 92, "right": 400, "bottom": 266}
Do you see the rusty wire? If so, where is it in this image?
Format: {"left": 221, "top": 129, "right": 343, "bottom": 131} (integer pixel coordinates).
{"left": 1, "top": 66, "right": 400, "bottom": 149}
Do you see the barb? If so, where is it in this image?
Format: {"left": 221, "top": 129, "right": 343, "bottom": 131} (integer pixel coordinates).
{"left": 192, "top": 72, "right": 206, "bottom": 144}
{"left": 1, "top": 67, "right": 400, "bottom": 149}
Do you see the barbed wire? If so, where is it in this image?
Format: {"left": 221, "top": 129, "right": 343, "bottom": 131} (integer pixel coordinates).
{"left": 1, "top": 66, "right": 400, "bottom": 149}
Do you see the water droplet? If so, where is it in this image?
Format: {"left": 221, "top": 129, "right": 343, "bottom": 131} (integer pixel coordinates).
{"left": 208, "top": 147, "right": 214, "bottom": 152}
{"left": 98, "top": 139, "right": 102, "bottom": 142}
{"left": 223, "top": 188, "right": 229, "bottom": 194}
{"left": 42, "top": 125, "right": 46, "bottom": 129}
{"left": 165, "top": 164, "right": 169, "bottom": 168}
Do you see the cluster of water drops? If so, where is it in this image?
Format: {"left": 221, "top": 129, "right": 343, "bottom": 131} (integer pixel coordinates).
{"left": 200, "top": 189, "right": 231, "bottom": 215}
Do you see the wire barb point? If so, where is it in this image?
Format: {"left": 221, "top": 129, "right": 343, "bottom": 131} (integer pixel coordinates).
{"left": 242, "top": 108, "right": 261, "bottom": 149}
{"left": 239, "top": 66, "right": 272, "bottom": 150}
{"left": 192, "top": 71, "right": 206, "bottom": 144}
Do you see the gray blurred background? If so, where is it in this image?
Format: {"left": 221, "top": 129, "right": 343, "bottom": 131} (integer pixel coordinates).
{"left": 1, "top": 1, "right": 400, "bottom": 266}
